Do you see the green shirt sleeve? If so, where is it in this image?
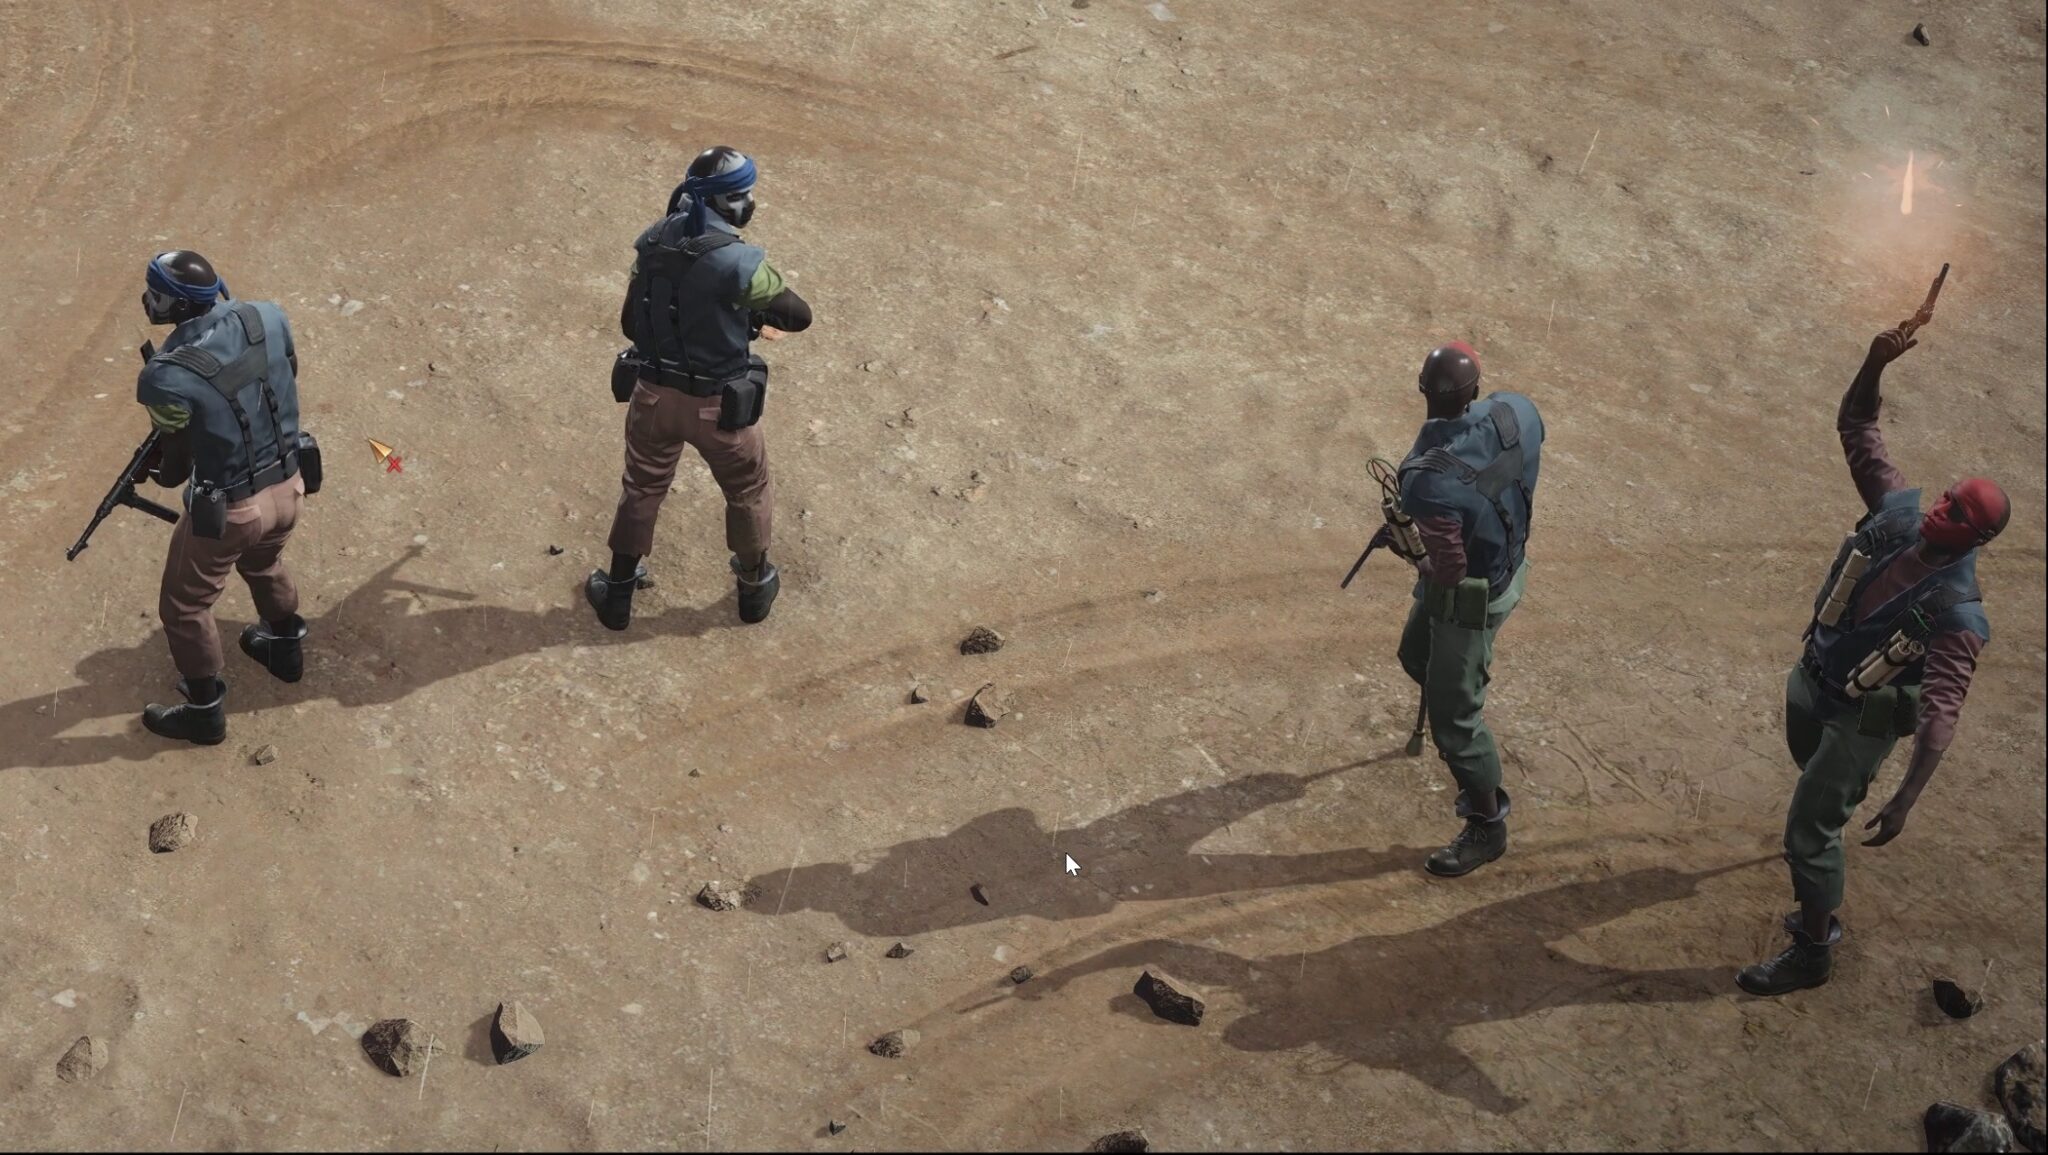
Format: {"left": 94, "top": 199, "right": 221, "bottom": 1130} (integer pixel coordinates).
{"left": 146, "top": 402, "right": 191, "bottom": 432}
{"left": 737, "top": 260, "right": 786, "bottom": 311}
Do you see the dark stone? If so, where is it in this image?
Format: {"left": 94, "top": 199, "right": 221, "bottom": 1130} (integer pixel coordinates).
{"left": 970, "top": 883, "right": 991, "bottom": 906}
{"left": 965, "top": 684, "right": 1010, "bottom": 728}
{"left": 697, "top": 881, "right": 750, "bottom": 911}
{"left": 828, "top": 1120, "right": 847, "bottom": 1136}
{"left": 909, "top": 684, "right": 931, "bottom": 704}
{"left": 1996, "top": 1040, "right": 2046, "bottom": 1153}
{"left": 546, "top": 545, "right": 564, "bottom": 555}
{"left": 1134, "top": 969, "right": 1204, "bottom": 1026}
{"left": 1089, "top": 1129, "right": 1149, "bottom": 1153}
{"left": 1009, "top": 966, "right": 1035, "bottom": 985}
{"left": 490, "top": 1001, "right": 544, "bottom": 1064}
{"left": 1934, "top": 978, "right": 1984, "bottom": 1019}
{"left": 868, "top": 1028, "right": 919, "bottom": 1058}
{"left": 1911, "top": 22, "right": 1930, "bottom": 45}
{"left": 959, "top": 626, "right": 1004, "bottom": 655}
{"left": 1927, "top": 1102, "right": 2015, "bottom": 1153}
{"left": 885, "top": 942, "right": 915, "bottom": 959}
{"left": 361, "top": 1018, "right": 438, "bottom": 1077}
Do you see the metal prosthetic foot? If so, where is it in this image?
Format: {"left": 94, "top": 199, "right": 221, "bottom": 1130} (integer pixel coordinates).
{"left": 586, "top": 565, "right": 645, "bottom": 631}
{"left": 733, "top": 556, "right": 780, "bottom": 625}
{"left": 1424, "top": 787, "right": 1511, "bottom": 878}
{"left": 142, "top": 678, "right": 228, "bottom": 746}
{"left": 239, "top": 614, "right": 307, "bottom": 683}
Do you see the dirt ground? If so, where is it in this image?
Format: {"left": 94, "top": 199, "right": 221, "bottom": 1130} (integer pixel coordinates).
{"left": 2, "top": 0, "right": 2043, "bottom": 1150}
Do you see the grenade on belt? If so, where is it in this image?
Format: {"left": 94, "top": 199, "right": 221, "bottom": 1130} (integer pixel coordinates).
{"left": 1816, "top": 539, "right": 1870, "bottom": 628}
{"left": 1845, "top": 629, "right": 1926, "bottom": 699}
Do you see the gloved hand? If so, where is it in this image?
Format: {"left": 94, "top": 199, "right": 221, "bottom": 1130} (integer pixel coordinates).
{"left": 1866, "top": 326, "right": 1918, "bottom": 366}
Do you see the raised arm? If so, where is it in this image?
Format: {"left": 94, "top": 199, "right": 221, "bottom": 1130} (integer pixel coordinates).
{"left": 1836, "top": 327, "right": 1919, "bottom": 511}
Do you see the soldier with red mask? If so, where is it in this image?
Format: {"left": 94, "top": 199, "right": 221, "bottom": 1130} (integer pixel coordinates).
{"left": 1738, "top": 322, "right": 2012, "bottom": 996}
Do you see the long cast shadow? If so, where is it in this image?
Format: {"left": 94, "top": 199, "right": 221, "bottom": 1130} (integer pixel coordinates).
{"left": 1013, "top": 860, "right": 1769, "bottom": 1115}
{"left": 0, "top": 547, "right": 733, "bottom": 772}
{"left": 746, "top": 758, "right": 1431, "bottom": 935}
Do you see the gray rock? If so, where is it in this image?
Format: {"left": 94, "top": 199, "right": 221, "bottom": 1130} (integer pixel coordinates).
{"left": 909, "top": 684, "right": 931, "bottom": 704}
{"left": 251, "top": 744, "right": 278, "bottom": 766}
{"left": 1996, "top": 1040, "right": 2046, "bottom": 1153}
{"left": 361, "top": 1018, "right": 438, "bottom": 1077}
{"left": 697, "top": 881, "right": 749, "bottom": 911}
{"left": 148, "top": 812, "right": 198, "bottom": 854}
{"left": 1926, "top": 1102, "right": 2015, "bottom": 1153}
{"left": 825, "top": 942, "right": 849, "bottom": 963}
{"left": 1089, "top": 1130, "right": 1149, "bottom": 1153}
{"left": 965, "top": 684, "right": 1010, "bottom": 728}
{"left": 959, "top": 626, "right": 1004, "bottom": 655}
{"left": 885, "top": 942, "right": 914, "bottom": 959}
{"left": 490, "top": 1001, "right": 544, "bottom": 1065}
{"left": 970, "top": 883, "right": 991, "bottom": 906}
{"left": 1134, "top": 969, "right": 1205, "bottom": 1026}
{"left": 55, "top": 1036, "right": 108, "bottom": 1083}
{"left": 867, "top": 1028, "right": 920, "bottom": 1058}
{"left": 1009, "top": 966, "right": 1035, "bottom": 985}
{"left": 1911, "top": 22, "right": 1930, "bottom": 45}
{"left": 828, "top": 1120, "right": 847, "bottom": 1136}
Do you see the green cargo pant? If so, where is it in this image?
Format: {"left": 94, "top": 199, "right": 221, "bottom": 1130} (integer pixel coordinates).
{"left": 1781, "top": 664, "right": 1899, "bottom": 912}
{"left": 1397, "top": 562, "right": 1529, "bottom": 796}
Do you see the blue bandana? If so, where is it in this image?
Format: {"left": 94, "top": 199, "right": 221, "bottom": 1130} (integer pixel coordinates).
{"left": 666, "top": 155, "right": 758, "bottom": 237}
{"left": 146, "top": 253, "right": 225, "bottom": 304}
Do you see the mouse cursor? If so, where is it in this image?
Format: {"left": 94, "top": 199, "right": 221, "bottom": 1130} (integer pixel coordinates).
{"left": 367, "top": 438, "right": 403, "bottom": 473}
{"left": 1063, "top": 854, "right": 1080, "bottom": 876}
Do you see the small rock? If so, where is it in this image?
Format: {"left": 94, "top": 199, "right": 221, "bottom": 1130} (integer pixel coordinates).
{"left": 1926, "top": 1102, "right": 2015, "bottom": 1153}
{"left": 867, "top": 1028, "right": 920, "bottom": 1058}
{"left": 251, "top": 744, "right": 278, "bottom": 766}
{"left": 55, "top": 1036, "right": 108, "bottom": 1083}
{"left": 1934, "top": 978, "right": 1984, "bottom": 1019}
{"left": 635, "top": 574, "right": 656, "bottom": 590}
{"left": 490, "top": 1001, "right": 544, "bottom": 1064}
{"left": 546, "top": 544, "right": 564, "bottom": 556}
{"left": 901, "top": 408, "right": 920, "bottom": 428}
{"left": 339, "top": 298, "right": 365, "bottom": 317}
{"left": 1995, "top": 1040, "right": 2045, "bottom": 1152}
{"left": 965, "top": 684, "right": 1011, "bottom": 729}
{"left": 1134, "top": 969, "right": 1205, "bottom": 1026}
{"left": 427, "top": 360, "right": 445, "bottom": 375}
{"left": 1911, "top": 22, "right": 1930, "bottom": 46}
{"left": 718, "top": 823, "right": 733, "bottom": 834}
{"left": 861, "top": 360, "right": 878, "bottom": 372}
{"left": 825, "top": 942, "right": 849, "bottom": 963}
{"left": 828, "top": 1119, "right": 848, "bottom": 1136}
{"left": 688, "top": 768, "right": 703, "bottom": 778}
{"left": 970, "top": 883, "right": 991, "bottom": 906}
{"left": 1142, "top": 589, "right": 1163, "bottom": 603}
{"left": 909, "top": 684, "right": 931, "bottom": 704}
{"left": 148, "top": 812, "right": 198, "bottom": 854}
{"left": 361, "top": 1018, "right": 438, "bottom": 1077}
{"left": 885, "top": 942, "right": 915, "bottom": 959}
{"left": 959, "top": 626, "right": 1005, "bottom": 655}
{"left": 1009, "top": 966, "right": 1034, "bottom": 985}
{"left": 1090, "top": 1130, "right": 1150, "bottom": 1153}
{"left": 696, "top": 881, "right": 748, "bottom": 911}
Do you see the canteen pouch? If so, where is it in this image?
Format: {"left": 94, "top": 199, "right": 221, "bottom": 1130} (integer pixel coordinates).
{"left": 718, "top": 356, "right": 769, "bottom": 431}
{"left": 1452, "top": 576, "right": 1491, "bottom": 630}
{"left": 1856, "top": 685, "right": 1922, "bottom": 739}
{"left": 612, "top": 348, "right": 644, "bottom": 403}
{"left": 297, "top": 431, "right": 323, "bottom": 496}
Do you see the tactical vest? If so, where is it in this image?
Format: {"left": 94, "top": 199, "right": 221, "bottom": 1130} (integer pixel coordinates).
{"left": 1398, "top": 392, "right": 1545, "bottom": 594}
{"left": 1802, "top": 487, "right": 1991, "bottom": 697}
{"left": 624, "top": 216, "right": 765, "bottom": 385}
{"left": 139, "top": 301, "right": 302, "bottom": 500}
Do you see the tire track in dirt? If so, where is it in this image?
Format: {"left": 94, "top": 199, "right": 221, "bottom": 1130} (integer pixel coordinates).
{"left": 19, "top": 0, "right": 135, "bottom": 211}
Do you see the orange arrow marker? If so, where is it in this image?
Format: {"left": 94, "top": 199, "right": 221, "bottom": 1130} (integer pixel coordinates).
{"left": 367, "top": 438, "right": 403, "bottom": 473}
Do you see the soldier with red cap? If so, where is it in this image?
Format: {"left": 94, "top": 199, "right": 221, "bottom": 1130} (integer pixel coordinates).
{"left": 1389, "top": 342, "right": 1545, "bottom": 877}
{"left": 1738, "top": 322, "right": 2011, "bottom": 996}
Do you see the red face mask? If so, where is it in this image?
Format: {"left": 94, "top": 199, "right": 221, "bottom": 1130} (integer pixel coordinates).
{"left": 1920, "top": 478, "right": 2010, "bottom": 552}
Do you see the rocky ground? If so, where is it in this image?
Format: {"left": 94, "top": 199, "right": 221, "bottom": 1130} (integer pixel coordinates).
{"left": 2, "top": 0, "right": 2043, "bottom": 1149}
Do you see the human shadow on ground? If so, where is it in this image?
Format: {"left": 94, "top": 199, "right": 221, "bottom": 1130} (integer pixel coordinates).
{"left": 745, "top": 756, "right": 1432, "bottom": 936}
{"left": 1011, "top": 859, "right": 1769, "bottom": 1115}
{"left": 0, "top": 546, "right": 733, "bottom": 772}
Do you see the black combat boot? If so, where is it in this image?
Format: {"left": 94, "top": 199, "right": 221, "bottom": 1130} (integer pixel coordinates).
{"left": 239, "top": 614, "right": 308, "bottom": 683}
{"left": 586, "top": 565, "right": 645, "bottom": 631}
{"left": 733, "top": 556, "right": 780, "bottom": 624}
{"left": 142, "top": 678, "right": 228, "bottom": 745}
{"left": 1425, "top": 787, "right": 1511, "bottom": 877}
{"left": 1737, "top": 920, "right": 1839, "bottom": 996}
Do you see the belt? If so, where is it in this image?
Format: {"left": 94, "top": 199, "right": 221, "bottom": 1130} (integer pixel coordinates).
{"left": 640, "top": 364, "right": 750, "bottom": 398}
{"left": 220, "top": 451, "right": 299, "bottom": 503}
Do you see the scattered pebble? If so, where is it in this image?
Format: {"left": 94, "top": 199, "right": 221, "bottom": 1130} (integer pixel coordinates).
{"left": 867, "top": 1028, "right": 919, "bottom": 1058}
{"left": 825, "top": 942, "right": 849, "bottom": 963}
{"left": 959, "top": 626, "right": 1005, "bottom": 655}
{"left": 546, "top": 545, "right": 564, "bottom": 556}
{"left": 360, "top": 1018, "right": 437, "bottom": 1077}
{"left": 55, "top": 1036, "right": 108, "bottom": 1083}
{"left": 717, "top": 823, "right": 733, "bottom": 834}
{"left": 1134, "top": 969, "right": 1205, "bottom": 1026}
{"left": 909, "top": 684, "right": 931, "bottom": 704}
{"left": 1009, "top": 966, "right": 1034, "bottom": 985}
{"left": 148, "top": 812, "right": 198, "bottom": 854}
{"left": 636, "top": 574, "right": 657, "bottom": 590}
{"left": 971, "top": 883, "right": 991, "bottom": 906}
{"left": 688, "top": 768, "right": 703, "bottom": 778}
{"left": 1090, "top": 1129, "right": 1150, "bottom": 1153}
{"left": 828, "top": 1119, "right": 848, "bottom": 1136}
{"left": 1932, "top": 978, "right": 1983, "bottom": 1019}
{"left": 966, "top": 684, "right": 1011, "bottom": 729}
{"left": 696, "top": 881, "right": 749, "bottom": 911}
{"left": 1925, "top": 1102, "right": 2014, "bottom": 1153}
{"left": 1911, "top": 22, "right": 1930, "bottom": 46}
{"left": 490, "top": 1001, "right": 544, "bottom": 1064}
{"left": 885, "top": 942, "right": 915, "bottom": 960}
{"left": 251, "top": 744, "right": 278, "bottom": 766}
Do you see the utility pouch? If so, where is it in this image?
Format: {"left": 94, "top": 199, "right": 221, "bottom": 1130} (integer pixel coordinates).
{"left": 1890, "top": 683, "right": 1922, "bottom": 738}
{"left": 1452, "top": 576, "right": 1490, "bottom": 629}
{"left": 612, "top": 349, "right": 645, "bottom": 403}
{"left": 298, "top": 431, "right": 323, "bottom": 496}
{"left": 717, "top": 357, "right": 769, "bottom": 431}
{"left": 1856, "top": 685, "right": 1901, "bottom": 739}
{"left": 190, "top": 484, "right": 228, "bottom": 540}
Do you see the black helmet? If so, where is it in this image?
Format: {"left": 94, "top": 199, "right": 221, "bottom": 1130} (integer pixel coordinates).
{"left": 677, "top": 145, "right": 756, "bottom": 229}
{"left": 142, "top": 250, "right": 225, "bottom": 325}
{"left": 1418, "top": 341, "right": 1482, "bottom": 396}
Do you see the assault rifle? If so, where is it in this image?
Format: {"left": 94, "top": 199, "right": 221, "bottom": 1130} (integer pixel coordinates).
{"left": 64, "top": 341, "right": 181, "bottom": 562}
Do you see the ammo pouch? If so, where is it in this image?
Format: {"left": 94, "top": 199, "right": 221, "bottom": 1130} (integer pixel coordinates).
{"left": 612, "top": 348, "right": 646, "bottom": 403}
{"left": 1425, "top": 576, "right": 1492, "bottom": 630}
{"left": 189, "top": 483, "right": 229, "bottom": 540}
{"left": 1856, "top": 683, "right": 1921, "bottom": 739}
{"left": 298, "top": 431, "right": 323, "bottom": 495}
{"left": 718, "top": 355, "right": 769, "bottom": 431}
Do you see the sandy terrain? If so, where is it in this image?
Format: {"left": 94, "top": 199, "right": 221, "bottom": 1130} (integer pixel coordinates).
{"left": 2, "top": 0, "right": 2043, "bottom": 1149}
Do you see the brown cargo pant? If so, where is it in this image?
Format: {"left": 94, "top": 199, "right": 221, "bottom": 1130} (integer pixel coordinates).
{"left": 159, "top": 474, "right": 304, "bottom": 680}
{"left": 607, "top": 379, "right": 772, "bottom": 563}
